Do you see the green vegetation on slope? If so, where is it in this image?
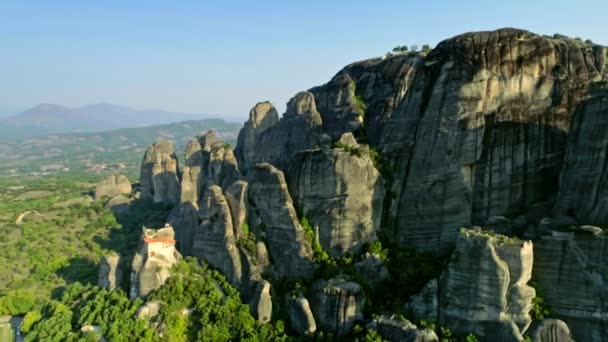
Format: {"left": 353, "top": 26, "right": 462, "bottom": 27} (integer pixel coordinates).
{"left": 25, "top": 258, "right": 287, "bottom": 342}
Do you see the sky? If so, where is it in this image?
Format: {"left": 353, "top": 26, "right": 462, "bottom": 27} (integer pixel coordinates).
{"left": 0, "top": 0, "right": 607, "bottom": 120}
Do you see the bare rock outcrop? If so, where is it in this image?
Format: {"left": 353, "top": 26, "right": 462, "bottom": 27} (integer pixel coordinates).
{"left": 438, "top": 228, "right": 535, "bottom": 341}
{"left": 526, "top": 319, "right": 575, "bottom": 342}
{"left": 225, "top": 180, "right": 248, "bottom": 239}
{"left": 253, "top": 92, "right": 325, "bottom": 169}
{"left": 354, "top": 253, "right": 390, "bottom": 290}
{"left": 105, "top": 194, "right": 131, "bottom": 214}
{"left": 313, "top": 29, "right": 607, "bottom": 254}
{"left": 130, "top": 225, "right": 181, "bottom": 299}
{"left": 289, "top": 296, "right": 316, "bottom": 336}
{"left": 95, "top": 175, "right": 131, "bottom": 199}
{"left": 309, "top": 73, "right": 365, "bottom": 140}
{"left": 180, "top": 139, "right": 204, "bottom": 205}
{"left": 98, "top": 253, "right": 123, "bottom": 291}
{"left": 408, "top": 279, "right": 438, "bottom": 322}
{"left": 532, "top": 227, "right": 608, "bottom": 342}
{"left": 140, "top": 140, "right": 181, "bottom": 205}
{"left": 235, "top": 101, "right": 279, "bottom": 172}
{"left": 193, "top": 185, "right": 243, "bottom": 286}
{"left": 248, "top": 279, "right": 272, "bottom": 324}
{"left": 555, "top": 89, "right": 608, "bottom": 223}
{"left": 203, "top": 142, "right": 243, "bottom": 189}
{"left": 369, "top": 316, "right": 438, "bottom": 342}
{"left": 248, "top": 163, "right": 316, "bottom": 278}
{"left": 287, "top": 133, "right": 384, "bottom": 256}
{"left": 310, "top": 276, "right": 365, "bottom": 336}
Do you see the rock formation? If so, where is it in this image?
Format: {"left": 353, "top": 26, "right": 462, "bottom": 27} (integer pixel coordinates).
{"left": 555, "top": 87, "right": 608, "bottom": 223}
{"left": 131, "top": 28, "right": 608, "bottom": 341}
{"left": 105, "top": 194, "right": 131, "bottom": 214}
{"left": 253, "top": 92, "right": 326, "bottom": 169}
{"left": 310, "top": 276, "right": 365, "bottom": 336}
{"left": 438, "top": 228, "right": 535, "bottom": 340}
{"left": 289, "top": 296, "right": 316, "bottom": 336}
{"left": 526, "top": 319, "right": 574, "bottom": 342}
{"left": 369, "top": 316, "right": 438, "bottom": 342}
{"left": 287, "top": 133, "right": 384, "bottom": 256}
{"left": 235, "top": 101, "right": 279, "bottom": 172}
{"left": 408, "top": 279, "right": 438, "bottom": 322}
{"left": 532, "top": 227, "right": 608, "bottom": 342}
{"left": 180, "top": 139, "right": 204, "bottom": 206}
{"left": 224, "top": 181, "right": 248, "bottom": 239}
{"left": 95, "top": 175, "right": 132, "bottom": 199}
{"left": 248, "top": 163, "right": 316, "bottom": 278}
{"left": 192, "top": 185, "right": 243, "bottom": 286}
{"left": 130, "top": 225, "right": 181, "bottom": 299}
{"left": 248, "top": 280, "right": 272, "bottom": 324}
{"left": 98, "top": 253, "right": 123, "bottom": 291}
{"left": 140, "top": 140, "right": 181, "bottom": 205}
{"left": 354, "top": 253, "right": 390, "bottom": 290}
{"left": 202, "top": 142, "right": 242, "bottom": 189}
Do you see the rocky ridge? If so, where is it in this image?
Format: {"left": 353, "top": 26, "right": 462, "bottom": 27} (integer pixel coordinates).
{"left": 131, "top": 28, "right": 608, "bottom": 341}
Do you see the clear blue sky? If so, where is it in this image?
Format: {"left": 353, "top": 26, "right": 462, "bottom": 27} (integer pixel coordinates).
{"left": 0, "top": 0, "right": 606, "bottom": 120}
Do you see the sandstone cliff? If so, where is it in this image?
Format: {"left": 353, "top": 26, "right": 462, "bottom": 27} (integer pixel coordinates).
{"left": 134, "top": 28, "right": 608, "bottom": 341}
{"left": 140, "top": 140, "right": 181, "bottom": 205}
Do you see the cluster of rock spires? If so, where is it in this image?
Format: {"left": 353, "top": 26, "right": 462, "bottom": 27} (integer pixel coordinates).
{"left": 95, "top": 28, "right": 608, "bottom": 341}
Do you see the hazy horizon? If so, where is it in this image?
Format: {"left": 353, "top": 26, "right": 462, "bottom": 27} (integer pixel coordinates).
{"left": 1, "top": 0, "right": 607, "bottom": 120}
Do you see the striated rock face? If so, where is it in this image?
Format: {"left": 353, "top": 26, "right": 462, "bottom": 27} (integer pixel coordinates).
{"left": 555, "top": 89, "right": 608, "bottom": 223}
{"left": 203, "top": 142, "right": 243, "bottom": 189}
{"left": 235, "top": 101, "right": 279, "bottom": 172}
{"left": 98, "top": 253, "right": 123, "bottom": 291}
{"left": 180, "top": 139, "right": 204, "bottom": 206}
{"left": 140, "top": 140, "right": 181, "bottom": 205}
{"left": 225, "top": 181, "right": 248, "bottom": 239}
{"left": 532, "top": 228, "right": 608, "bottom": 342}
{"left": 193, "top": 185, "right": 243, "bottom": 286}
{"left": 254, "top": 92, "right": 325, "bottom": 169}
{"left": 287, "top": 133, "right": 384, "bottom": 256}
{"left": 438, "top": 229, "right": 535, "bottom": 341}
{"left": 370, "top": 316, "right": 438, "bottom": 342}
{"left": 130, "top": 226, "right": 181, "bottom": 299}
{"left": 248, "top": 163, "right": 316, "bottom": 278}
{"left": 311, "top": 276, "right": 365, "bottom": 336}
{"left": 289, "top": 296, "right": 317, "bottom": 336}
{"left": 408, "top": 279, "right": 439, "bottom": 322}
{"left": 526, "top": 319, "right": 574, "bottom": 342}
{"left": 310, "top": 28, "right": 607, "bottom": 254}
{"left": 309, "top": 74, "right": 365, "bottom": 140}
{"left": 95, "top": 175, "right": 132, "bottom": 199}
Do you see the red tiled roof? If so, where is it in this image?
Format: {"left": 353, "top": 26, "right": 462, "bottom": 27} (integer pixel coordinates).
{"left": 143, "top": 237, "right": 176, "bottom": 244}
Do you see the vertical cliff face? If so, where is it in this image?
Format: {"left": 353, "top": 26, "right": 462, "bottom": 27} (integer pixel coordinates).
{"left": 286, "top": 133, "right": 385, "bottom": 256}
{"left": 310, "top": 276, "right": 365, "bottom": 336}
{"left": 248, "top": 163, "right": 316, "bottom": 278}
{"left": 532, "top": 228, "right": 608, "bottom": 342}
{"left": 438, "top": 229, "right": 535, "bottom": 340}
{"left": 555, "top": 87, "right": 608, "bottom": 223}
{"left": 136, "top": 27, "right": 608, "bottom": 341}
{"left": 311, "top": 28, "right": 607, "bottom": 253}
{"left": 193, "top": 185, "right": 243, "bottom": 286}
{"left": 140, "top": 140, "right": 181, "bottom": 205}
{"left": 254, "top": 92, "right": 326, "bottom": 170}
{"left": 235, "top": 101, "right": 279, "bottom": 173}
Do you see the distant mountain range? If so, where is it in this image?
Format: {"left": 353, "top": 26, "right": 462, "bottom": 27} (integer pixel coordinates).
{"left": 0, "top": 118, "right": 242, "bottom": 177}
{"left": 0, "top": 102, "right": 239, "bottom": 140}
